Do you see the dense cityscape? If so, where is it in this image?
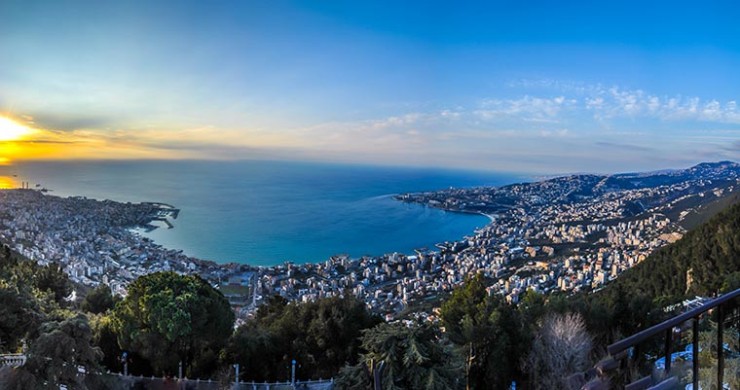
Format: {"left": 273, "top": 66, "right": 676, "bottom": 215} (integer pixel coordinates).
{"left": 0, "top": 161, "right": 737, "bottom": 321}
{"left": 2, "top": 2, "right": 739, "bottom": 388}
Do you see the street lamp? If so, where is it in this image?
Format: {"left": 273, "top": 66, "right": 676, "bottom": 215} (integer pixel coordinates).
{"left": 291, "top": 359, "right": 296, "bottom": 386}
{"left": 120, "top": 352, "right": 128, "bottom": 376}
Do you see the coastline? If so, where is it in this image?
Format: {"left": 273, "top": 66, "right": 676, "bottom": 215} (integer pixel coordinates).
{"left": 0, "top": 187, "right": 492, "bottom": 282}
{"left": 447, "top": 208, "right": 496, "bottom": 222}
{"left": 140, "top": 192, "right": 491, "bottom": 266}
{"left": 146, "top": 198, "right": 490, "bottom": 260}
{"left": 12, "top": 160, "right": 516, "bottom": 265}
{"left": 3, "top": 160, "right": 736, "bottom": 319}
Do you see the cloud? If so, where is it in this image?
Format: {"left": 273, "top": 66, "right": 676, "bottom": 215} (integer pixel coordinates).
{"left": 540, "top": 129, "right": 570, "bottom": 138}
{"left": 0, "top": 113, "right": 301, "bottom": 162}
{"left": 287, "top": 82, "right": 740, "bottom": 168}
{"left": 0, "top": 139, "right": 80, "bottom": 144}
{"left": 724, "top": 140, "right": 740, "bottom": 152}
{"left": 17, "top": 111, "right": 124, "bottom": 132}
{"left": 585, "top": 97, "right": 604, "bottom": 110}
{"left": 595, "top": 141, "right": 656, "bottom": 152}
{"left": 3, "top": 78, "right": 738, "bottom": 174}
{"left": 506, "top": 79, "right": 597, "bottom": 95}
{"left": 513, "top": 79, "right": 740, "bottom": 124}
{"left": 475, "top": 96, "right": 576, "bottom": 121}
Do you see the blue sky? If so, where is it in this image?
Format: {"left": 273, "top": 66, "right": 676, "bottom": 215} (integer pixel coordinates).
{"left": 0, "top": 0, "right": 739, "bottom": 173}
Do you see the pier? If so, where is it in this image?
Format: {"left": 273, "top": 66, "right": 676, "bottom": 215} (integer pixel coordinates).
{"left": 143, "top": 202, "right": 180, "bottom": 219}
{"left": 153, "top": 217, "right": 175, "bottom": 229}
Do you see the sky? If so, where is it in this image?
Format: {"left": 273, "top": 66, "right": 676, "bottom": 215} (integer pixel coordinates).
{"left": 0, "top": 0, "right": 739, "bottom": 174}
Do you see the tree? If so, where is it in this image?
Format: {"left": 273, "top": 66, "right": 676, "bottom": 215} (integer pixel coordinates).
{"left": 525, "top": 313, "right": 592, "bottom": 390}
{"left": 696, "top": 325, "right": 740, "bottom": 390}
{"left": 34, "top": 263, "right": 72, "bottom": 304}
{"left": 89, "top": 314, "right": 125, "bottom": 373}
{"left": 300, "top": 295, "right": 381, "bottom": 377}
{"left": 111, "top": 272, "right": 234, "bottom": 378}
{"left": 0, "top": 286, "right": 40, "bottom": 353}
{"left": 599, "top": 202, "right": 740, "bottom": 301}
{"left": 518, "top": 290, "right": 547, "bottom": 326}
{"left": 224, "top": 295, "right": 380, "bottom": 382}
{"left": 2, "top": 314, "right": 103, "bottom": 390}
{"left": 440, "top": 273, "right": 523, "bottom": 389}
{"left": 335, "top": 322, "right": 463, "bottom": 390}
{"left": 81, "top": 284, "right": 116, "bottom": 314}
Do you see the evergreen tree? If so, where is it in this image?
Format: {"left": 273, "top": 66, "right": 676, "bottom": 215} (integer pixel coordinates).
{"left": 336, "top": 321, "right": 463, "bottom": 390}
{"left": 440, "top": 273, "right": 523, "bottom": 389}
{"left": 81, "top": 284, "right": 116, "bottom": 314}
{"left": 111, "top": 271, "right": 234, "bottom": 378}
{"left": 2, "top": 315, "right": 103, "bottom": 390}
{"left": 224, "top": 295, "right": 379, "bottom": 382}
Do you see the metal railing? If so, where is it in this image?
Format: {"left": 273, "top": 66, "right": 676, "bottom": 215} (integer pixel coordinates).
{"left": 580, "top": 287, "right": 740, "bottom": 389}
{"left": 0, "top": 354, "right": 27, "bottom": 368}
{"left": 111, "top": 373, "right": 334, "bottom": 390}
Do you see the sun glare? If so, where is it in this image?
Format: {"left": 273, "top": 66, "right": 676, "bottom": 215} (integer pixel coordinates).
{"left": 0, "top": 116, "right": 34, "bottom": 142}
{"left": 0, "top": 176, "right": 17, "bottom": 189}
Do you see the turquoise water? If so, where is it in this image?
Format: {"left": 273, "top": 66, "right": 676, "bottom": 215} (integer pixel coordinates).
{"left": 9, "top": 160, "right": 519, "bottom": 266}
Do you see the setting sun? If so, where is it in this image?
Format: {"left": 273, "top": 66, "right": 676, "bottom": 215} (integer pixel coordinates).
{"left": 0, "top": 116, "right": 34, "bottom": 141}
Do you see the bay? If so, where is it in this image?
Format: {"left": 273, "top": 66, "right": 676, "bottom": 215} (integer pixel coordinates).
{"left": 9, "top": 160, "right": 520, "bottom": 266}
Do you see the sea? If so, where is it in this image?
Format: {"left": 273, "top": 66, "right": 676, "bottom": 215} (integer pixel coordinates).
{"left": 5, "top": 160, "right": 522, "bottom": 266}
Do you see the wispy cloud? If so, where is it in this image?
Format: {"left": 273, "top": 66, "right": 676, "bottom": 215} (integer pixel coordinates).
{"left": 2, "top": 78, "right": 738, "bottom": 173}
{"left": 475, "top": 96, "right": 577, "bottom": 122}
{"left": 0, "top": 114, "right": 300, "bottom": 162}
{"left": 18, "top": 111, "right": 123, "bottom": 132}
{"left": 724, "top": 140, "right": 740, "bottom": 152}
{"left": 587, "top": 87, "right": 740, "bottom": 123}
{"left": 511, "top": 79, "right": 740, "bottom": 124}
{"left": 1, "top": 139, "right": 80, "bottom": 144}
{"left": 594, "top": 141, "right": 656, "bottom": 152}
{"left": 539, "top": 129, "right": 571, "bottom": 138}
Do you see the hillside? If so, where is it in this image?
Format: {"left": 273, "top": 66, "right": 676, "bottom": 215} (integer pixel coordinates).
{"left": 598, "top": 200, "right": 740, "bottom": 303}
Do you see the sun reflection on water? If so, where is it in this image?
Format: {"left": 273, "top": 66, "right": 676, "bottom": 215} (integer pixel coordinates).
{"left": 0, "top": 176, "right": 18, "bottom": 189}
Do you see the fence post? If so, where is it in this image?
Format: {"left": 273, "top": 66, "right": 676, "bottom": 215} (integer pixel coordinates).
{"left": 291, "top": 359, "right": 296, "bottom": 387}
{"left": 663, "top": 328, "right": 672, "bottom": 375}
{"left": 692, "top": 317, "right": 699, "bottom": 390}
{"left": 717, "top": 304, "right": 724, "bottom": 387}
{"left": 121, "top": 352, "right": 128, "bottom": 376}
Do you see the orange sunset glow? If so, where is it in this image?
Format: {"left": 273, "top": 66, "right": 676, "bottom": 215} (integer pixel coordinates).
{"left": 0, "top": 116, "right": 35, "bottom": 141}
{"left": 0, "top": 115, "right": 196, "bottom": 163}
{"left": 0, "top": 114, "right": 303, "bottom": 164}
{"left": 0, "top": 176, "right": 18, "bottom": 189}
{"left": 0, "top": 115, "right": 53, "bottom": 163}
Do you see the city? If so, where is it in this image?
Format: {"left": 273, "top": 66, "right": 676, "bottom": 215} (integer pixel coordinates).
{"left": 0, "top": 161, "right": 736, "bottom": 321}
{"left": 1, "top": 1, "right": 739, "bottom": 388}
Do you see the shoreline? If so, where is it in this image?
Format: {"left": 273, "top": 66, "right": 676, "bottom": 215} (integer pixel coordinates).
{"left": 5, "top": 187, "right": 494, "bottom": 272}
{"left": 444, "top": 208, "right": 496, "bottom": 222}
{"left": 12, "top": 160, "right": 514, "bottom": 268}
{"left": 4, "top": 160, "right": 735, "bottom": 318}
{"left": 138, "top": 193, "right": 492, "bottom": 267}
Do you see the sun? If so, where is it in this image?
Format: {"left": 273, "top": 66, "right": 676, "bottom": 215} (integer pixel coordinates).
{"left": 0, "top": 116, "right": 35, "bottom": 141}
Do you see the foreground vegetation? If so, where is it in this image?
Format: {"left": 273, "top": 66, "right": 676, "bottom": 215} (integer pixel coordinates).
{"left": 1, "top": 202, "right": 738, "bottom": 389}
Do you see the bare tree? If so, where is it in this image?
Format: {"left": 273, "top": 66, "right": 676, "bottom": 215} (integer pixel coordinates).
{"left": 526, "top": 312, "right": 593, "bottom": 390}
